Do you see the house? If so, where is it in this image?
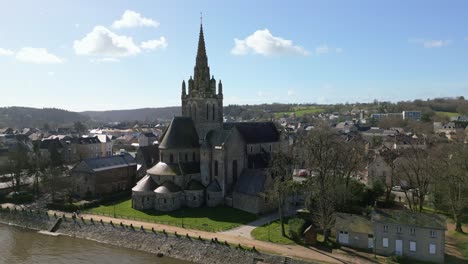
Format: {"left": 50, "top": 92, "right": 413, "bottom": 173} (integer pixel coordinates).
{"left": 335, "top": 210, "right": 446, "bottom": 263}
{"left": 366, "top": 153, "right": 392, "bottom": 187}
{"left": 138, "top": 132, "right": 158, "bottom": 147}
{"left": 71, "top": 137, "right": 101, "bottom": 161}
{"left": 402, "top": 111, "right": 421, "bottom": 121}
{"left": 71, "top": 153, "right": 137, "bottom": 197}
{"left": 335, "top": 213, "right": 374, "bottom": 250}
{"left": 373, "top": 209, "right": 446, "bottom": 263}
{"left": 96, "top": 135, "right": 113, "bottom": 157}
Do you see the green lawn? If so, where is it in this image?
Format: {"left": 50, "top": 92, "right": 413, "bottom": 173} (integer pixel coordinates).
{"left": 450, "top": 230, "right": 468, "bottom": 259}
{"left": 273, "top": 106, "right": 325, "bottom": 118}
{"left": 86, "top": 199, "right": 257, "bottom": 232}
{"left": 435, "top": 111, "right": 460, "bottom": 119}
{"left": 251, "top": 219, "right": 297, "bottom": 245}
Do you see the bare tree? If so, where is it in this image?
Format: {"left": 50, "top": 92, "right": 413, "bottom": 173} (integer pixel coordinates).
{"left": 394, "top": 147, "right": 434, "bottom": 211}
{"left": 433, "top": 141, "right": 468, "bottom": 233}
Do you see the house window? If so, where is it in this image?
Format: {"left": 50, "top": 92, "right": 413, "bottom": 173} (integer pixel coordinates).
{"left": 382, "top": 238, "right": 389, "bottom": 248}
{"left": 185, "top": 153, "right": 188, "bottom": 162}
{"left": 141, "top": 197, "right": 144, "bottom": 204}
{"left": 193, "top": 196, "right": 196, "bottom": 201}
{"left": 193, "top": 152, "right": 196, "bottom": 161}
{"left": 429, "top": 244, "right": 436, "bottom": 254}
{"left": 164, "top": 198, "right": 167, "bottom": 204}
{"left": 269, "top": 144, "right": 272, "bottom": 152}
{"left": 170, "top": 154, "right": 174, "bottom": 163}
{"left": 410, "top": 228, "right": 416, "bottom": 235}
{"left": 383, "top": 225, "right": 388, "bottom": 233}
{"left": 146, "top": 197, "right": 149, "bottom": 202}
{"left": 214, "top": 161, "right": 218, "bottom": 176}
{"left": 430, "top": 230, "right": 436, "bottom": 238}
{"left": 250, "top": 146, "right": 253, "bottom": 153}
{"left": 410, "top": 241, "right": 416, "bottom": 252}
{"left": 396, "top": 226, "right": 402, "bottom": 233}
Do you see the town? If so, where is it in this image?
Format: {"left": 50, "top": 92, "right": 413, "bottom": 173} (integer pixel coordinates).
{"left": 1, "top": 3, "right": 468, "bottom": 264}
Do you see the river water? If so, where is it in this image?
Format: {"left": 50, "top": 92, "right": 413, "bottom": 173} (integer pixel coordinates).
{"left": 0, "top": 224, "right": 190, "bottom": 264}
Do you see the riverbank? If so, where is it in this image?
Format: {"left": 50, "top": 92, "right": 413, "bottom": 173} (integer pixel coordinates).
{"left": 0, "top": 208, "right": 315, "bottom": 264}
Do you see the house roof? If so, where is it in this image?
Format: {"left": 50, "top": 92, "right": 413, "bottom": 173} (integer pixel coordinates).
{"left": 154, "top": 181, "right": 181, "bottom": 194}
{"left": 39, "top": 138, "right": 64, "bottom": 150}
{"left": 372, "top": 209, "right": 446, "bottom": 230}
{"left": 146, "top": 161, "right": 200, "bottom": 176}
{"left": 132, "top": 175, "right": 158, "bottom": 192}
{"left": 136, "top": 145, "right": 159, "bottom": 167}
{"left": 223, "top": 122, "right": 279, "bottom": 143}
{"left": 206, "top": 180, "right": 222, "bottom": 192}
{"left": 186, "top": 179, "right": 204, "bottom": 191}
{"left": 234, "top": 169, "right": 267, "bottom": 195}
{"left": 79, "top": 153, "right": 136, "bottom": 172}
{"left": 335, "top": 213, "right": 373, "bottom": 234}
{"left": 159, "top": 117, "right": 199, "bottom": 149}
{"left": 72, "top": 137, "right": 100, "bottom": 144}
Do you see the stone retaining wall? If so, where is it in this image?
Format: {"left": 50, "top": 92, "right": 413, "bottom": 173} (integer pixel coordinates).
{"left": 0, "top": 208, "right": 314, "bottom": 264}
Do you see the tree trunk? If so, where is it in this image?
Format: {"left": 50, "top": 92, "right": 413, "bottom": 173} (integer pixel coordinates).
{"left": 323, "top": 228, "right": 329, "bottom": 242}
{"left": 454, "top": 214, "right": 464, "bottom": 233}
{"left": 278, "top": 191, "right": 285, "bottom": 237}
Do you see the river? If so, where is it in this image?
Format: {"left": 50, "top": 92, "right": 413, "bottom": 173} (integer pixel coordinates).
{"left": 0, "top": 223, "right": 190, "bottom": 264}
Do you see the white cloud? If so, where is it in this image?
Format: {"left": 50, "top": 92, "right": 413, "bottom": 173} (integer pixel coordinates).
{"left": 287, "top": 90, "right": 295, "bottom": 96}
{"left": 15, "top": 47, "right": 64, "bottom": 64}
{"left": 0, "top": 48, "right": 14, "bottom": 56}
{"left": 112, "top": 10, "right": 159, "bottom": 29}
{"left": 90, "top": 57, "right": 120, "bottom": 63}
{"left": 73, "top": 26, "right": 141, "bottom": 57}
{"left": 141, "top": 37, "right": 168, "bottom": 51}
{"left": 410, "top": 38, "right": 450, "bottom": 48}
{"left": 315, "top": 44, "right": 329, "bottom": 55}
{"left": 231, "top": 29, "right": 309, "bottom": 56}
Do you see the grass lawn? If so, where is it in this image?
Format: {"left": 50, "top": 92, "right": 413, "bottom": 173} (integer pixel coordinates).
{"left": 251, "top": 219, "right": 297, "bottom": 245}
{"left": 274, "top": 106, "right": 325, "bottom": 118}
{"left": 435, "top": 111, "right": 460, "bottom": 119}
{"left": 450, "top": 230, "right": 468, "bottom": 260}
{"left": 86, "top": 199, "right": 257, "bottom": 232}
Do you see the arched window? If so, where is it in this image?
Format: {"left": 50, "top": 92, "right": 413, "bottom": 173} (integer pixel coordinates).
{"left": 193, "top": 105, "right": 197, "bottom": 120}
{"left": 193, "top": 152, "right": 196, "bottom": 161}
{"left": 232, "top": 160, "right": 238, "bottom": 182}
{"left": 185, "top": 153, "right": 188, "bottom": 162}
{"left": 206, "top": 104, "right": 209, "bottom": 120}
{"left": 161, "top": 153, "right": 164, "bottom": 162}
{"left": 212, "top": 104, "right": 215, "bottom": 120}
{"left": 170, "top": 154, "right": 174, "bottom": 163}
{"left": 269, "top": 144, "right": 272, "bottom": 152}
{"left": 214, "top": 161, "right": 218, "bottom": 176}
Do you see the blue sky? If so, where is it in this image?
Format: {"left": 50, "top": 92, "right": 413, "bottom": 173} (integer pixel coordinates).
{"left": 0, "top": 0, "right": 467, "bottom": 111}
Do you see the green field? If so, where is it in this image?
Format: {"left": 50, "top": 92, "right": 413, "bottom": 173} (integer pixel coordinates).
{"left": 251, "top": 219, "right": 297, "bottom": 245}
{"left": 86, "top": 199, "right": 257, "bottom": 232}
{"left": 274, "top": 106, "right": 325, "bottom": 118}
{"left": 435, "top": 111, "right": 460, "bottom": 119}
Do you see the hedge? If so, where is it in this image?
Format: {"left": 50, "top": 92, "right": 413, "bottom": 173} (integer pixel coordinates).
{"left": 288, "top": 217, "right": 307, "bottom": 241}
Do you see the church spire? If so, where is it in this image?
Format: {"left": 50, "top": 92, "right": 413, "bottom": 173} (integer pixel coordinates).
{"left": 194, "top": 13, "right": 210, "bottom": 91}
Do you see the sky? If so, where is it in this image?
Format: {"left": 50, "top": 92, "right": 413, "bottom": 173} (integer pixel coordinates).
{"left": 0, "top": 0, "right": 467, "bottom": 111}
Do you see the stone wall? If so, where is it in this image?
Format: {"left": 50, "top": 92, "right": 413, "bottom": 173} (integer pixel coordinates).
{"left": 0, "top": 208, "right": 314, "bottom": 264}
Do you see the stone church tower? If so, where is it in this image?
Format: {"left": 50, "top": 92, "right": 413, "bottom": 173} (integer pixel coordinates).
{"left": 181, "top": 22, "right": 223, "bottom": 141}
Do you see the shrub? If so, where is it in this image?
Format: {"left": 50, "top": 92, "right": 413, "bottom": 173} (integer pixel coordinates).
{"left": 288, "top": 217, "right": 307, "bottom": 241}
{"left": 1, "top": 192, "right": 34, "bottom": 204}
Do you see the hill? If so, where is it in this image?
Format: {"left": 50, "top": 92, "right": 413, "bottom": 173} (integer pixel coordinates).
{"left": 0, "top": 107, "right": 89, "bottom": 129}
{"left": 82, "top": 107, "right": 181, "bottom": 123}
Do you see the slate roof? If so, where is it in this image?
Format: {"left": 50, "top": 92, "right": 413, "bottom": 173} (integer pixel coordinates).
{"left": 223, "top": 122, "right": 279, "bottom": 143}
{"left": 335, "top": 213, "right": 373, "bottom": 234}
{"left": 186, "top": 179, "right": 204, "bottom": 191}
{"left": 80, "top": 153, "right": 136, "bottom": 172}
{"left": 72, "top": 137, "right": 100, "bottom": 144}
{"left": 234, "top": 169, "right": 267, "bottom": 195}
{"left": 39, "top": 138, "right": 64, "bottom": 150}
{"left": 159, "top": 117, "right": 199, "bottom": 149}
{"left": 154, "top": 181, "right": 181, "bottom": 194}
{"left": 372, "top": 209, "right": 446, "bottom": 230}
{"left": 203, "top": 129, "right": 232, "bottom": 148}
{"left": 132, "top": 175, "right": 158, "bottom": 192}
{"left": 146, "top": 162, "right": 200, "bottom": 176}
{"left": 136, "top": 145, "right": 159, "bottom": 167}
{"left": 206, "top": 180, "right": 222, "bottom": 192}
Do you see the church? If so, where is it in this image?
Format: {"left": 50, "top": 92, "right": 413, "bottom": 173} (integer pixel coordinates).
{"left": 131, "top": 22, "right": 283, "bottom": 214}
